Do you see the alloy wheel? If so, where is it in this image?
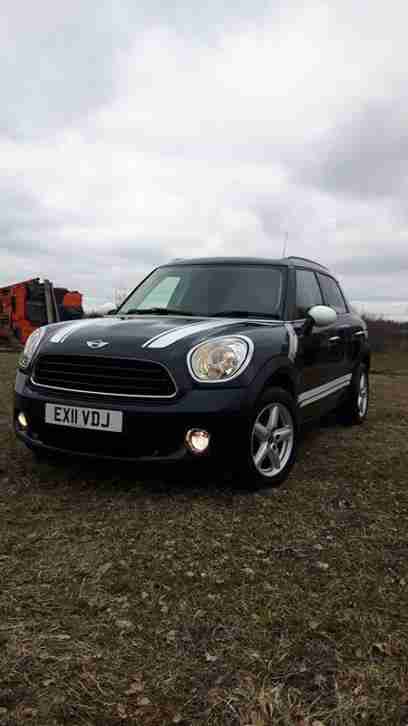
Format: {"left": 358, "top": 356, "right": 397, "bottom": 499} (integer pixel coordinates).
{"left": 357, "top": 371, "right": 368, "bottom": 418}
{"left": 251, "top": 402, "right": 294, "bottom": 478}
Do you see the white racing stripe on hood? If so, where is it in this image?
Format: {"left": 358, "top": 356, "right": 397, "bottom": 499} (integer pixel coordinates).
{"left": 50, "top": 318, "right": 120, "bottom": 343}
{"left": 143, "top": 319, "right": 243, "bottom": 349}
{"left": 50, "top": 316, "right": 281, "bottom": 348}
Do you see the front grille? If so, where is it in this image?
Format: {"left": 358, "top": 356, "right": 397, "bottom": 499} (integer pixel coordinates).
{"left": 33, "top": 354, "right": 177, "bottom": 398}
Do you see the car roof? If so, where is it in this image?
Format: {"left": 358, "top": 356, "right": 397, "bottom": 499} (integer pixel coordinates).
{"left": 165, "top": 256, "right": 330, "bottom": 272}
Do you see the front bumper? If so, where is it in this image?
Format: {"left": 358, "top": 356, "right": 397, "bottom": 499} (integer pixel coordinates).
{"left": 14, "top": 372, "right": 251, "bottom": 463}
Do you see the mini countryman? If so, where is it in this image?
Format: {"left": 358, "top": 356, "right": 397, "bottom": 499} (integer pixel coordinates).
{"left": 14, "top": 257, "right": 370, "bottom": 487}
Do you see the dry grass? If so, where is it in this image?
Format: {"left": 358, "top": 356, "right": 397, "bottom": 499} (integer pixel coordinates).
{"left": 0, "top": 352, "right": 407, "bottom": 725}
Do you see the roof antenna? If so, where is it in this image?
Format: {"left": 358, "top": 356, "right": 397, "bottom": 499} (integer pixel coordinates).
{"left": 282, "top": 231, "right": 288, "bottom": 257}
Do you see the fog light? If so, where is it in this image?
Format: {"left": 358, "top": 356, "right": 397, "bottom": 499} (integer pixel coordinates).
{"left": 17, "top": 412, "right": 28, "bottom": 429}
{"left": 185, "top": 429, "right": 210, "bottom": 454}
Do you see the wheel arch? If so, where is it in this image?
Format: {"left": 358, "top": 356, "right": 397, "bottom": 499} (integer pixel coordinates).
{"left": 361, "top": 349, "right": 371, "bottom": 371}
{"left": 250, "top": 357, "right": 299, "bottom": 405}
{"left": 264, "top": 367, "right": 297, "bottom": 400}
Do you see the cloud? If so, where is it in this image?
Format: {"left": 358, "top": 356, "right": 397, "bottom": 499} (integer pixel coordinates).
{"left": 1, "top": 1, "right": 119, "bottom": 139}
{"left": 0, "top": 0, "right": 280, "bottom": 140}
{"left": 294, "top": 96, "right": 408, "bottom": 200}
{"left": 333, "top": 254, "right": 408, "bottom": 277}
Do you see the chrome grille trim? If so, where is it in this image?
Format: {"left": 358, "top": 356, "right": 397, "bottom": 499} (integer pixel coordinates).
{"left": 31, "top": 355, "right": 178, "bottom": 399}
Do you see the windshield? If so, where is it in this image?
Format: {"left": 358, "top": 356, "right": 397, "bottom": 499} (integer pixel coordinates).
{"left": 118, "top": 265, "right": 285, "bottom": 319}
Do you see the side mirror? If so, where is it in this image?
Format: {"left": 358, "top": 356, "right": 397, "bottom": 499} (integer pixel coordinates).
{"left": 303, "top": 305, "right": 337, "bottom": 334}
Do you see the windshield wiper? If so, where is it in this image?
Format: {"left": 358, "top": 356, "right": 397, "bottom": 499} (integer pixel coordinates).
{"left": 121, "top": 307, "right": 197, "bottom": 316}
{"left": 212, "top": 310, "right": 280, "bottom": 319}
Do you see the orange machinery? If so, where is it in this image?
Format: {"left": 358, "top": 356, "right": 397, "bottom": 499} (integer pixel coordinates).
{"left": 0, "top": 278, "right": 83, "bottom": 345}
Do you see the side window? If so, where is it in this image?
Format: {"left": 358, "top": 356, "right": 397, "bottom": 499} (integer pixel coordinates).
{"left": 295, "top": 269, "right": 323, "bottom": 318}
{"left": 318, "top": 275, "right": 347, "bottom": 313}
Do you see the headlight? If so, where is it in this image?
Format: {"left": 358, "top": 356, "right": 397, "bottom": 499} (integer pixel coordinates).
{"left": 19, "top": 327, "right": 46, "bottom": 370}
{"left": 188, "top": 336, "right": 253, "bottom": 383}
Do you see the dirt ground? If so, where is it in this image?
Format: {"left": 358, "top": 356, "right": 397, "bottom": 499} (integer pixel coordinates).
{"left": 0, "top": 351, "right": 407, "bottom": 725}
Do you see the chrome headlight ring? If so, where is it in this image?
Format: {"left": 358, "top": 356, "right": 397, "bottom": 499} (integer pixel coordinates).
{"left": 18, "top": 327, "right": 47, "bottom": 371}
{"left": 187, "top": 335, "right": 254, "bottom": 383}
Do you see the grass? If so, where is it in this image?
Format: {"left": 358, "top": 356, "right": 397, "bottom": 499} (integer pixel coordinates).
{"left": 0, "top": 352, "right": 407, "bottom": 725}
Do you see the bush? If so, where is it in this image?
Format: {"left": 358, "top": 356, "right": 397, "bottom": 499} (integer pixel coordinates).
{"left": 362, "top": 315, "right": 408, "bottom": 352}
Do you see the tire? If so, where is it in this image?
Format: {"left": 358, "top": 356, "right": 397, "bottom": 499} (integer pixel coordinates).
{"left": 340, "top": 363, "right": 369, "bottom": 425}
{"left": 236, "top": 387, "right": 299, "bottom": 489}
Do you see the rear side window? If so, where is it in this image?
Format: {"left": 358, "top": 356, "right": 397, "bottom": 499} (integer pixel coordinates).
{"left": 318, "top": 275, "right": 347, "bottom": 313}
{"left": 295, "top": 269, "right": 323, "bottom": 318}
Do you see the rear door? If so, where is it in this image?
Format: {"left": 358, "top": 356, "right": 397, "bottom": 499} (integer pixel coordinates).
{"left": 292, "top": 268, "right": 348, "bottom": 417}
{"left": 318, "top": 274, "right": 367, "bottom": 368}
{"left": 317, "top": 273, "right": 352, "bottom": 378}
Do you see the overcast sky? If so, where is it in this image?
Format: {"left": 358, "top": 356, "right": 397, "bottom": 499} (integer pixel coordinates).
{"left": 1, "top": 0, "right": 407, "bottom": 319}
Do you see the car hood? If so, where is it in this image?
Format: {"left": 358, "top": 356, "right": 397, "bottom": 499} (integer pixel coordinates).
{"left": 40, "top": 314, "right": 282, "bottom": 357}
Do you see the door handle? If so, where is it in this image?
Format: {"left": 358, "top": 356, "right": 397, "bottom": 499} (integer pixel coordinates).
{"left": 328, "top": 335, "right": 341, "bottom": 344}
{"left": 353, "top": 330, "right": 365, "bottom": 337}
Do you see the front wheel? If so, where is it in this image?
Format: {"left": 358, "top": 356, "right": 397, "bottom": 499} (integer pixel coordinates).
{"left": 236, "top": 387, "right": 298, "bottom": 489}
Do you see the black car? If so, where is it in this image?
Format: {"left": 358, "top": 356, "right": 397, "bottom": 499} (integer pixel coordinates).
{"left": 14, "top": 256, "right": 370, "bottom": 487}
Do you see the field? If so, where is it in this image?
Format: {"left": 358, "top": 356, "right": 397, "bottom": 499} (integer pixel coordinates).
{"left": 0, "top": 351, "right": 407, "bottom": 725}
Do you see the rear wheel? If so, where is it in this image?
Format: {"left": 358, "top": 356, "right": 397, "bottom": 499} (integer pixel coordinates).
{"left": 236, "top": 387, "right": 298, "bottom": 489}
{"left": 341, "top": 363, "right": 369, "bottom": 425}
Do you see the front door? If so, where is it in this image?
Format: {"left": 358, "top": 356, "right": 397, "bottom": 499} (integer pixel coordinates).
{"left": 292, "top": 268, "right": 349, "bottom": 418}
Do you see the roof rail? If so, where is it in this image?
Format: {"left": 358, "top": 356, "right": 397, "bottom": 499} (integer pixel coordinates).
{"left": 284, "top": 256, "right": 329, "bottom": 270}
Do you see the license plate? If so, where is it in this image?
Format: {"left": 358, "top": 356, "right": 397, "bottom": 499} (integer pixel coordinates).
{"left": 45, "top": 403, "right": 123, "bottom": 432}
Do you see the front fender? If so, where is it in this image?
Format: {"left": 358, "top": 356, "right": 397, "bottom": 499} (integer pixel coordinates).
{"left": 245, "top": 355, "right": 300, "bottom": 408}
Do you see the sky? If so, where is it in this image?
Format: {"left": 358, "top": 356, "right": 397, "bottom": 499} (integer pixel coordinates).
{"left": 1, "top": 0, "right": 407, "bottom": 319}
